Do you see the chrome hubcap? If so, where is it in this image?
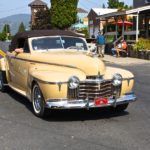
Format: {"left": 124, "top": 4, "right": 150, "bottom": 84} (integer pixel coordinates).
{"left": 33, "top": 86, "right": 42, "bottom": 113}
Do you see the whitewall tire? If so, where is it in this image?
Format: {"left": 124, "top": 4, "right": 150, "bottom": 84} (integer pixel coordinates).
{"left": 32, "top": 84, "right": 45, "bottom": 117}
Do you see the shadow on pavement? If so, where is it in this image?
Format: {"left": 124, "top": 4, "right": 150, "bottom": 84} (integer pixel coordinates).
{"left": 43, "top": 109, "right": 129, "bottom": 122}
{"left": 7, "top": 87, "right": 129, "bottom": 122}
{"left": 7, "top": 87, "right": 33, "bottom": 111}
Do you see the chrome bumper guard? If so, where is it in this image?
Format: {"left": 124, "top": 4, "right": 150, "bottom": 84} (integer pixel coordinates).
{"left": 45, "top": 92, "right": 137, "bottom": 109}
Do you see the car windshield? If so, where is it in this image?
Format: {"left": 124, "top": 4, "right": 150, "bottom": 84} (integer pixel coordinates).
{"left": 31, "top": 36, "right": 88, "bottom": 51}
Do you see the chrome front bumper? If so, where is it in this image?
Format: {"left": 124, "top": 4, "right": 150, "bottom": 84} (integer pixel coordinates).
{"left": 45, "top": 92, "right": 137, "bottom": 109}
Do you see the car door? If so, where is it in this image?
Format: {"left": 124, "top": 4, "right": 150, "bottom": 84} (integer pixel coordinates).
{"left": 6, "top": 50, "right": 19, "bottom": 87}
{"left": 14, "top": 39, "right": 31, "bottom": 92}
{"left": 7, "top": 39, "right": 30, "bottom": 93}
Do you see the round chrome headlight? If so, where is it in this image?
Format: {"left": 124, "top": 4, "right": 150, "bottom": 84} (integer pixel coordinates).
{"left": 68, "top": 76, "right": 80, "bottom": 89}
{"left": 112, "top": 74, "right": 122, "bottom": 86}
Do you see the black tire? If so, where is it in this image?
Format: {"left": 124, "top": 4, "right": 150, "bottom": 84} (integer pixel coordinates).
{"left": 32, "top": 84, "right": 45, "bottom": 118}
{"left": 111, "top": 103, "right": 129, "bottom": 112}
{"left": 0, "top": 71, "right": 6, "bottom": 92}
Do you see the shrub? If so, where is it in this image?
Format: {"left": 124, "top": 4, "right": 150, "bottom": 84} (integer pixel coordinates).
{"left": 76, "top": 28, "right": 89, "bottom": 38}
{"left": 133, "top": 38, "right": 150, "bottom": 51}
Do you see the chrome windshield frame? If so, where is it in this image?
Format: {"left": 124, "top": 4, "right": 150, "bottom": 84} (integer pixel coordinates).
{"left": 28, "top": 36, "right": 88, "bottom": 52}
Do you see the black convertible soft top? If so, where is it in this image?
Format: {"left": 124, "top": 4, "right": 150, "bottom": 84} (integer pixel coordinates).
{"left": 13, "top": 30, "right": 85, "bottom": 39}
{"left": 10, "top": 30, "right": 85, "bottom": 51}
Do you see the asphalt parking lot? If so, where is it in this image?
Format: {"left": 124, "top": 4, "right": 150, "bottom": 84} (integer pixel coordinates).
{"left": 0, "top": 59, "right": 150, "bottom": 150}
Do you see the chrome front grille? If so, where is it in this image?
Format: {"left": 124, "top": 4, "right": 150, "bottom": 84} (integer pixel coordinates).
{"left": 67, "top": 87, "right": 79, "bottom": 99}
{"left": 67, "top": 77, "right": 112, "bottom": 101}
{"left": 86, "top": 75, "right": 103, "bottom": 80}
{"left": 79, "top": 80, "right": 112, "bottom": 101}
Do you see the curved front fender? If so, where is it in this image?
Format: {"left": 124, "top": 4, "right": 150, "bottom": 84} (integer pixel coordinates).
{"left": 27, "top": 66, "right": 86, "bottom": 101}
{"left": 29, "top": 69, "right": 86, "bottom": 84}
{"left": 104, "top": 67, "right": 135, "bottom": 96}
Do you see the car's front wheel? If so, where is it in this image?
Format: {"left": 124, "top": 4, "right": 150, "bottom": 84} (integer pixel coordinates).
{"left": 32, "top": 84, "right": 45, "bottom": 117}
{"left": 0, "top": 71, "right": 6, "bottom": 92}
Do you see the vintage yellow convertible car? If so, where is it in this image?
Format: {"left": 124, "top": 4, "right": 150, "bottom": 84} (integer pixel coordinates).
{"left": 0, "top": 30, "right": 136, "bottom": 117}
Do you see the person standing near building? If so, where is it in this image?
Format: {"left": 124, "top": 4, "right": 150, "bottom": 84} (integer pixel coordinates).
{"left": 96, "top": 31, "right": 105, "bottom": 57}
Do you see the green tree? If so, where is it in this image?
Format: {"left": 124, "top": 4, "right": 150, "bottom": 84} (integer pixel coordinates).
{"left": 108, "top": 0, "right": 120, "bottom": 8}
{"left": 2, "top": 24, "right": 10, "bottom": 34}
{"left": 0, "top": 32, "right": 6, "bottom": 41}
{"left": 2, "top": 24, "right": 11, "bottom": 40}
{"left": 18, "top": 22, "right": 25, "bottom": 32}
{"left": 107, "top": 0, "right": 131, "bottom": 10}
{"left": 32, "top": 8, "right": 51, "bottom": 30}
{"left": 50, "top": 0, "right": 78, "bottom": 29}
{"left": 102, "top": 3, "right": 106, "bottom": 8}
{"left": 76, "top": 28, "right": 89, "bottom": 38}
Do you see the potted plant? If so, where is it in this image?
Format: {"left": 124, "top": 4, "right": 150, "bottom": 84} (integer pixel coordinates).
{"left": 132, "top": 38, "right": 150, "bottom": 59}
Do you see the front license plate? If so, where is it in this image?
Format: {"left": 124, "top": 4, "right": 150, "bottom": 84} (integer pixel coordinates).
{"left": 94, "top": 98, "right": 108, "bottom": 106}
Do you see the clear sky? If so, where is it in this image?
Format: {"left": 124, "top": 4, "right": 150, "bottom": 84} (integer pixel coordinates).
{"left": 0, "top": 0, "right": 133, "bottom": 19}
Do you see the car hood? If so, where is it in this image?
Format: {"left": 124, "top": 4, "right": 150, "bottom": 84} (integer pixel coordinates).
{"left": 30, "top": 51, "right": 106, "bottom": 76}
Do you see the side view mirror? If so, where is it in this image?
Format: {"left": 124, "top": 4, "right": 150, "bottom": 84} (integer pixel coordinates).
{"left": 15, "top": 48, "right": 23, "bottom": 54}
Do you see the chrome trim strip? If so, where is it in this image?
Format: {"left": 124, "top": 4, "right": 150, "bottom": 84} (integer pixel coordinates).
{"left": 33, "top": 77, "right": 68, "bottom": 84}
{"left": 7, "top": 55, "right": 78, "bottom": 69}
{"left": 80, "top": 77, "right": 134, "bottom": 84}
{"left": 32, "top": 76, "right": 134, "bottom": 85}
{"left": 6, "top": 54, "right": 87, "bottom": 76}
{"left": 33, "top": 77, "right": 109, "bottom": 85}
{"left": 81, "top": 79, "right": 112, "bottom": 83}
{"left": 45, "top": 92, "right": 137, "bottom": 109}
{"left": 122, "top": 77, "right": 134, "bottom": 80}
